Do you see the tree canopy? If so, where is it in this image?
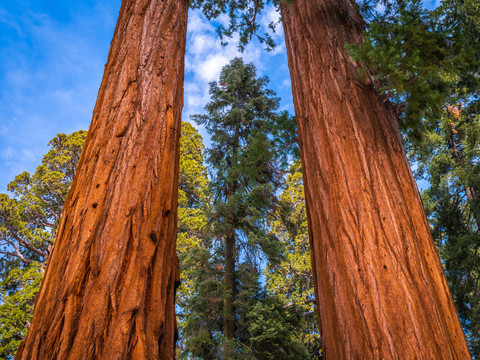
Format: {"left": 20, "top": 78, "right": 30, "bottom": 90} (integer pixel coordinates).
{"left": 0, "top": 130, "right": 87, "bottom": 358}
{"left": 3, "top": 0, "right": 480, "bottom": 357}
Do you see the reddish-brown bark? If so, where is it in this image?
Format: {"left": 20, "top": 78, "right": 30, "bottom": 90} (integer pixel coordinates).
{"left": 15, "top": 0, "right": 188, "bottom": 359}
{"left": 280, "top": 0, "right": 471, "bottom": 358}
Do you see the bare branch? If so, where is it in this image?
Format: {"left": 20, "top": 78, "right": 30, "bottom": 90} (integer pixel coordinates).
{"left": 6, "top": 225, "right": 48, "bottom": 259}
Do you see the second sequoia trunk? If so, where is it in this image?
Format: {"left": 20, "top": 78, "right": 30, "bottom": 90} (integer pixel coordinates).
{"left": 280, "top": 0, "right": 471, "bottom": 359}
{"left": 15, "top": 0, "right": 188, "bottom": 359}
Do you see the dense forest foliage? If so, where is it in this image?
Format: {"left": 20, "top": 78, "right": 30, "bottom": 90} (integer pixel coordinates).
{"left": 1, "top": 0, "right": 479, "bottom": 358}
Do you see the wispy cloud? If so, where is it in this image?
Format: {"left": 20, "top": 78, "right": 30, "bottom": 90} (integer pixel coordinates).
{"left": 0, "top": 147, "right": 15, "bottom": 160}
{"left": 0, "top": 0, "right": 121, "bottom": 191}
{"left": 0, "top": 2, "right": 293, "bottom": 191}
{"left": 183, "top": 6, "right": 290, "bottom": 132}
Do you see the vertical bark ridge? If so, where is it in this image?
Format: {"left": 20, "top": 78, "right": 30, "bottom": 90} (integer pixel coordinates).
{"left": 15, "top": 0, "right": 187, "bottom": 359}
{"left": 280, "top": 1, "right": 470, "bottom": 359}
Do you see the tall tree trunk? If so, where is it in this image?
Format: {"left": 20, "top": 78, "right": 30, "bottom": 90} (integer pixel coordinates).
{"left": 280, "top": 1, "right": 471, "bottom": 358}
{"left": 223, "top": 155, "right": 238, "bottom": 353}
{"left": 15, "top": 0, "right": 187, "bottom": 359}
{"left": 447, "top": 135, "right": 480, "bottom": 230}
{"left": 223, "top": 232, "right": 236, "bottom": 353}
{"left": 223, "top": 233, "right": 236, "bottom": 336}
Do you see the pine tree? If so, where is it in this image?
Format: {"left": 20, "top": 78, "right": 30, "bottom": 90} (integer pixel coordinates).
{"left": 192, "top": 57, "right": 280, "bottom": 356}
{"left": 191, "top": 0, "right": 471, "bottom": 356}
{"left": 266, "top": 160, "right": 322, "bottom": 359}
{"left": 188, "top": 57, "right": 308, "bottom": 359}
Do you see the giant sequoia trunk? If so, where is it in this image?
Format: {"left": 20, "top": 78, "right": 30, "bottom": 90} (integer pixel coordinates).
{"left": 15, "top": 0, "right": 187, "bottom": 358}
{"left": 280, "top": 1, "right": 471, "bottom": 358}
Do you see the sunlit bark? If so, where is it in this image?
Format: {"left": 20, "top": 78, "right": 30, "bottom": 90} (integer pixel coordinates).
{"left": 15, "top": 0, "right": 188, "bottom": 358}
{"left": 280, "top": 0, "right": 471, "bottom": 358}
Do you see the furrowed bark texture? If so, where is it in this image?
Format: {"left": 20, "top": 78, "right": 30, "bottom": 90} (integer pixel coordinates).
{"left": 280, "top": 1, "right": 471, "bottom": 359}
{"left": 15, "top": 0, "right": 187, "bottom": 358}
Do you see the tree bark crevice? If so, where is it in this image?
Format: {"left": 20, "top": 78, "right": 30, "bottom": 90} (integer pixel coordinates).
{"left": 15, "top": 1, "right": 188, "bottom": 359}
{"left": 280, "top": 0, "right": 471, "bottom": 358}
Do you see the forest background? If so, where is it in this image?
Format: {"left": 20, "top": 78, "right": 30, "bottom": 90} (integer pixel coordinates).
{"left": 1, "top": 0, "right": 479, "bottom": 359}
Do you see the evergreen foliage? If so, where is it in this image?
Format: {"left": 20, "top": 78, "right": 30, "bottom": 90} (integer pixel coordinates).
{"left": 189, "top": 0, "right": 281, "bottom": 51}
{"left": 182, "top": 57, "right": 308, "bottom": 359}
{"left": 191, "top": 57, "right": 285, "bottom": 264}
{"left": 409, "top": 105, "right": 480, "bottom": 356}
{"left": 176, "top": 122, "right": 211, "bottom": 303}
{"left": 266, "top": 160, "right": 322, "bottom": 359}
{"left": 349, "top": 0, "right": 480, "bottom": 354}
{"left": 0, "top": 130, "right": 87, "bottom": 358}
{"left": 348, "top": 0, "right": 480, "bottom": 133}
{"left": 175, "top": 122, "right": 218, "bottom": 356}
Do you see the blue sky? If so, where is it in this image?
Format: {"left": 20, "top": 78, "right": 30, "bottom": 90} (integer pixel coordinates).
{"left": 0, "top": 0, "right": 438, "bottom": 192}
{"left": 0, "top": 0, "right": 295, "bottom": 192}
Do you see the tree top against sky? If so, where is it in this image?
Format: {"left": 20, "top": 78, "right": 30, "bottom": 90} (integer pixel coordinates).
{"left": 0, "top": 0, "right": 440, "bottom": 192}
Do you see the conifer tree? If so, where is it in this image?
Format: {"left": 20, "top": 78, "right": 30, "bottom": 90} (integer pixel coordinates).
{"left": 266, "top": 160, "right": 322, "bottom": 359}
{"left": 192, "top": 57, "right": 280, "bottom": 355}
{"left": 191, "top": 0, "right": 471, "bottom": 357}
{"left": 176, "top": 122, "right": 211, "bottom": 305}
{"left": 175, "top": 122, "right": 215, "bottom": 355}
{"left": 350, "top": 0, "right": 480, "bottom": 354}
{"left": 0, "top": 131, "right": 86, "bottom": 358}
{"left": 189, "top": 58, "right": 306, "bottom": 359}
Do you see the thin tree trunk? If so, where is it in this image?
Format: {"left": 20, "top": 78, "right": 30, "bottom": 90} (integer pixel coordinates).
{"left": 15, "top": 0, "right": 187, "bottom": 358}
{"left": 447, "top": 136, "right": 480, "bottom": 230}
{"left": 223, "top": 232, "right": 236, "bottom": 350}
{"left": 280, "top": 1, "right": 471, "bottom": 358}
{"left": 223, "top": 155, "right": 238, "bottom": 353}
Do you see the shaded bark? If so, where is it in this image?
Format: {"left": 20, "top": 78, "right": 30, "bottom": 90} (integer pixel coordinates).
{"left": 223, "top": 234, "right": 236, "bottom": 336}
{"left": 223, "top": 178, "right": 238, "bottom": 355}
{"left": 280, "top": 0, "right": 471, "bottom": 358}
{"left": 15, "top": 0, "right": 188, "bottom": 358}
{"left": 223, "top": 232, "right": 236, "bottom": 353}
{"left": 447, "top": 135, "right": 480, "bottom": 230}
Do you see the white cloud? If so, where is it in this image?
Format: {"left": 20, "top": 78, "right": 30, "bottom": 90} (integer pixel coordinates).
{"left": 260, "top": 6, "right": 281, "bottom": 32}
{"left": 375, "top": 2, "right": 386, "bottom": 13}
{"left": 187, "top": 11, "right": 213, "bottom": 34}
{"left": 185, "top": 90, "right": 209, "bottom": 108}
{"left": 190, "top": 34, "right": 217, "bottom": 56}
{"left": 216, "top": 14, "right": 230, "bottom": 27}
{"left": 1, "top": 147, "right": 15, "bottom": 160}
{"left": 184, "top": 82, "right": 200, "bottom": 93}
{"left": 197, "top": 54, "right": 230, "bottom": 82}
{"left": 21, "top": 149, "right": 36, "bottom": 162}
